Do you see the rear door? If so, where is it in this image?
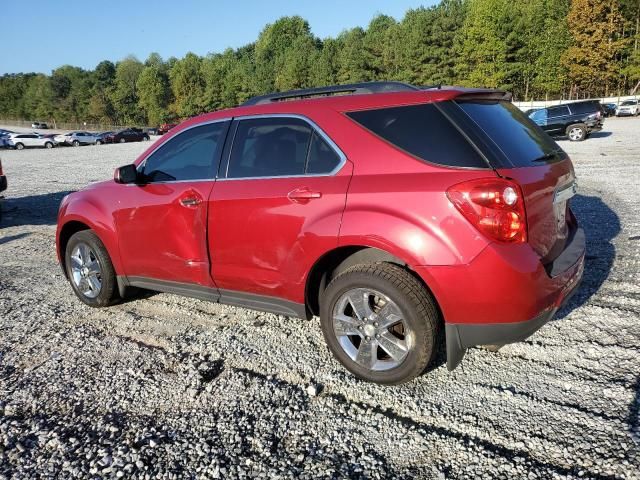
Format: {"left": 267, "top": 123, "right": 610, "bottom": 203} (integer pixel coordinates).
{"left": 545, "top": 105, "right": 571, "bottom": 135}
{"left": 208, "top": 115, "right": 351, "bottom": 302}
{"left": 114, "top": 120, "right": 229, "bottom": 285}
{"left": 455, "top": 100, "right": 576, "bottom": 265}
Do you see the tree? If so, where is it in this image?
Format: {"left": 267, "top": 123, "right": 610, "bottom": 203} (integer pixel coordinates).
{"left": 23, "top": 75, "right": 55, "bottom": 121}
{"left": 336, "top": 28, "right": 371, "bottom": 83}
{"left": 563, "top": 0, "right": 628, "bottom": 97}
{"left": 111, "top": 56, "right": 144, "bottom": 124}
{"left": 137, "top": 53, "right": 171, "bottom": 125}
{"left": 169, "top": 52, "right": 206, "bottom": 118}
{"left": 455, "top": 0, "right": 512, "bottom": 89}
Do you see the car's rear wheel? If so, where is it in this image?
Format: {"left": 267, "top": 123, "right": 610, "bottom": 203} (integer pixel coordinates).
{"left": 65, "top": 230, "right": 119, "bottom": 307}
{"left": 320, "top": 263, "right": 439, "bottom": 385}
{"left": 566, "top": 124, "right": 587, "bottom": 142}
{"left": 72, "top": 140, "right": 80, "bottom": 147}
{"left": 119, "top": 138, "right": 126, "bottom": 143}
{"left": 45, "top": 142, "right": 53, "bottom": 149}
{"left": 96, "top": 140, "right": 102, "bottom": 145}
{"left": 144, "top": 135, "right": 150, "bottom": 141}
{"left": 15, "top": 143, "right": 24, "bottom": 150}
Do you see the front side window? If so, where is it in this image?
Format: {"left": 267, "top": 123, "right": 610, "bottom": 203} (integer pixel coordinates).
{"left": 227, "top": 117, "right": 313, "bottom": 178}
{"left": 140, "top": 122, "right": 227, "bottom": 183}
{"left": 529, "top": 109, "right": 547, "bottom": 124}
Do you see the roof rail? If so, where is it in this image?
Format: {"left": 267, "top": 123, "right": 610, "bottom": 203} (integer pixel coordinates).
{"left": 242, "top": 81, "right": 420, "bottom": 106}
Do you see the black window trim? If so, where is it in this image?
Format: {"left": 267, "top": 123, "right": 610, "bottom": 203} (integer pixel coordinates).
{"left": 218, "top": 113, "right": 347, "bottom": 181}
{"left": 135, "top": 118, "right": 231, "bottom": 185}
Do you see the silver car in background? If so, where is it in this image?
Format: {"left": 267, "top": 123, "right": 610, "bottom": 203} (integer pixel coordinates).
{"left": 7, "top": 133, "right": 55, "bottom": 150}
{"left": 54, "top": 131, "right": 98, "bottom": 146}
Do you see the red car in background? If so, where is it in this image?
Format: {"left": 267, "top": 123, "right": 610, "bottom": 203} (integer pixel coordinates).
{"left": 157, "top": 123, "right": 177, "bottom": 135}
{"left": 56, "top": 82, "right": 585, "bottom": 385}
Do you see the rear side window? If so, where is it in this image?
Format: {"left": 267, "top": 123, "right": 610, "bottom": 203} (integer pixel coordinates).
{"left": 568, "top": 102, "right": 600, "bottom": 115}
{"left": 227, "top": 117, "right": 341, "bottom": 178}
{"left": 457, "top": 100, "right": 561, "bottom": 167}
{"left": 346, "top": 103, "right": 487, "bottom": 168}
{"left": 141, "top": 122, "right": 227, "bottom": 182}
{"left": 307, "top": 131, "right": 341, "bottom": 174}
{"left": 547, "top": 105, "right": 570, "bottom": 117}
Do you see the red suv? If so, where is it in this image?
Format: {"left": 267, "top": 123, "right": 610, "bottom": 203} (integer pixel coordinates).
{"left": 56, "top": 82, "right": 585, "bottom": 385}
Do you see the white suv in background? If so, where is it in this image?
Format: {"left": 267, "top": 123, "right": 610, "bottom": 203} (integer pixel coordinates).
{"left": 616, "top": 100, "right": 639, "bottom": 116}
{"left": 7, "top": 133, "right": 55, "bottom": 150}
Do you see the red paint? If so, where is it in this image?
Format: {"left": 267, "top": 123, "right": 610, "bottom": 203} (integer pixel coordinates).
{"left": 56, "top": 87, "right": 585, "bottom": 328}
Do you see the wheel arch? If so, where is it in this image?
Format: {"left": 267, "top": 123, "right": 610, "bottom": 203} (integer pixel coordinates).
{"left": 57, "top": 220, "right": 92, "bottom": 278}
{"left": 304, "top": 245, "right": 442, "bottom": 321}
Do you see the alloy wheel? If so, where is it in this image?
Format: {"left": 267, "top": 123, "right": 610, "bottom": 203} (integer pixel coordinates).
{"left": 568, "top": 127, "right": 584, "bottom": 141}
{"left": 70, "top": 243, "right": 102, "bottom": 299}
{"left": 332, "top": 288, "right": 413, "bottom": 371}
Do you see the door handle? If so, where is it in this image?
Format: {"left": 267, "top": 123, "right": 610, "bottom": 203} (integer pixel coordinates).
{"left": 180, "top": 196, "right": 202, "bottom": 207}
{"left": 288, "top": 188, "right": 322, "bottom": 202}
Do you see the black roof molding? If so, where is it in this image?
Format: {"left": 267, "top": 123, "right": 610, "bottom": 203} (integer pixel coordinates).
{"left": 242, "top": 81, "right": 420, "bottom": 106}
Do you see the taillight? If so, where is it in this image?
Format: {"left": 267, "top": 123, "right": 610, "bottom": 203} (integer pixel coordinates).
{"left": 0, "top": 159, "right": 3, "bottom": 176}
{"left": 446, "top": 178, "right": 527, "bottom": 243}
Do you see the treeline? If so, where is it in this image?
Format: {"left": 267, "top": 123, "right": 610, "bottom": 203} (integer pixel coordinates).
{"left": 1, "top": 0, "right": 638, "bottom": 127}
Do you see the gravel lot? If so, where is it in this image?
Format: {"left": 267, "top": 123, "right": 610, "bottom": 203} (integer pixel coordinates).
{"left": 0, "top": 118, "right": 639, "bottom": 479}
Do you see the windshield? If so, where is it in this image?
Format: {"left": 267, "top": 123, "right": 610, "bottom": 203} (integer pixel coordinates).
{"left": 621, "top": 100, "right": 637, "bottom": 106}
{"left": 457, "top": 100, "right": 562, "bottom": 167}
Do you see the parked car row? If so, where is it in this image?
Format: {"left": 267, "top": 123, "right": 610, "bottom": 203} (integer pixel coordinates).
{"left": 0, "top": 128, "right": 151, "bottom": 150}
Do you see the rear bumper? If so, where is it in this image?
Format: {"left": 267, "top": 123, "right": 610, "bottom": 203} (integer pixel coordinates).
{"left": 416, "top": 227, "right": 585, "bottom": 370}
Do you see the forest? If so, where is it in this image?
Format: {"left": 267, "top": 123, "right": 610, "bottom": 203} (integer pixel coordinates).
{"left": 0, "top": 0, "right": 638, "bottom": 127}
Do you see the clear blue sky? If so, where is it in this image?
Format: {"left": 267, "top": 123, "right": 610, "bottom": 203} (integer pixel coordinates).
{"left": 0, "top": 0, "right": 437, "bottom": 75}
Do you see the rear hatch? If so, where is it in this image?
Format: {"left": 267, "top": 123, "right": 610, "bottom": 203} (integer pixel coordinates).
{"left": 451, "top": 98, "right": 577, "bottom": 265}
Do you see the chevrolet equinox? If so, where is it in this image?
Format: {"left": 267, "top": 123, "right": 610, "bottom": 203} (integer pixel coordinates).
{"left": 56, "top": 82, "right": 585, "bottom": 385}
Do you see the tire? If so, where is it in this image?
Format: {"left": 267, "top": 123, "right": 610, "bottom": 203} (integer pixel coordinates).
{"left": 72, "top": 140, "right": 80, "bottom": 147}
{"left": 65, "top": 230, "right": 119, "bottom": 308}
{"left": 96, "top": 140, "right": 102, "bottom": 145}
{"left": 566, "top": 123, "right": 587, "bottom": 142}
{"left": 144, "top": 135, "right": 150, "bottom": 141}
{"left": 45, "top": 142, "right": 53, "bottom": 149}
{"left": 15, "top": 143, "right": 24, "bottom": 150}
{"left": 320, "top": 262, "right": 439, "bottom": 385}
{"left": 119, "top": 138, "right": 126, "bottom": 143}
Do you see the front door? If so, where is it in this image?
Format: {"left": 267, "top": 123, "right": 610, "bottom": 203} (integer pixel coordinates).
{"left": 114, "top": 120, "right": 230, "bottom": 286}
{"left": 209, "top": 116, "right": 351, "bottom": 304}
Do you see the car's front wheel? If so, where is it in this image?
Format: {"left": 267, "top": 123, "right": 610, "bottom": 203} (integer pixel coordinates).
{"left": 119, "top": 138, "right": 126, "bottom": 143}
{"left": 45, "top": 142, "right": 53, "bottom": 149}
{"left": 320, "top": 263, "right": 439, "bottom": 385}
{"left": 566, "top": 123, "right": 587, "bottom": 142}
{"left": 65, "top": 230, "right": 119, "bottom": 307}
{"left": 96, "top": 140, "right": 102, "bottom": 145}
{"left": 15, "top": 143, "right": 24, "bottom": 150}
{"left": 72, "top": 140, "right": 80, "bottom": 147}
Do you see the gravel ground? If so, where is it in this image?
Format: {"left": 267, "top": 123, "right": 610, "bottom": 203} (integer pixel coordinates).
{"left": 0, "top": 118, "right": 638, "bottom": 479}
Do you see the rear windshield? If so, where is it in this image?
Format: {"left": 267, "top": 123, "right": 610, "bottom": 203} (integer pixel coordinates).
{"left": 346, "top": 103, "right": 488, "bottom": 168}
{"left": 456, "top": 100, "right": 561, "bottom": 167}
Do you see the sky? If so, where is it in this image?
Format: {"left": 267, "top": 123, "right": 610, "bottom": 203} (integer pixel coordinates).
{"left": 0, "top": 0, "right": 437, "bottom": 75}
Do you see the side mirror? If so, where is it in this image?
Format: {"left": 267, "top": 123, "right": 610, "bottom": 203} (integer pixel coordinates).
{"left": 114, "top": 164, "right": 138, "bottom": 184}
